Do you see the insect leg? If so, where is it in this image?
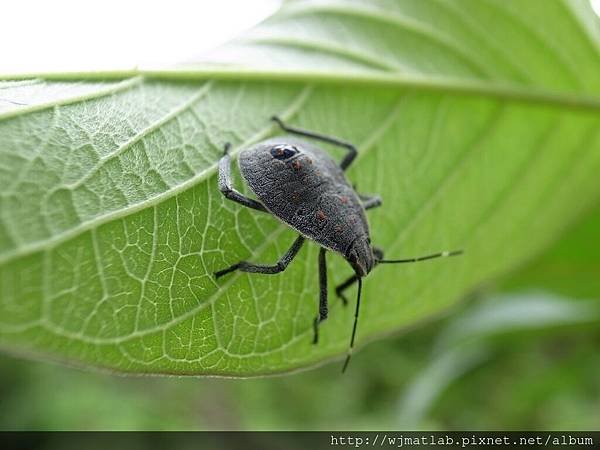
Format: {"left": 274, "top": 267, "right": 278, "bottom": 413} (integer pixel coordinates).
{"left": 335, "top": 274, "right": 356, "bottom": 306}
{"left": 313, "top": 247, "right": 329, "bottom": 344}
{"left": 214, "top": 235, "right": 305, "bottom": 279}
{"left": 271, "top": 116, "right": 357, "bottom": 171}
{"left": 358, "top": 194, "right": 382, "bottom": 211}
{"left": 218, "top": 143, "right": 268, "bottom": 212}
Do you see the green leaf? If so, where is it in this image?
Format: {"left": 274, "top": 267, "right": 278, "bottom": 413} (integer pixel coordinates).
{"left": 1, "top": 0, "right": 600, "bottom": 376}
{"left": 397, "top": 292, "right": 600, "bottom": 428}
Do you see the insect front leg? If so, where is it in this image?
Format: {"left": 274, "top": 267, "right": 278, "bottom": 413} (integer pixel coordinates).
{"left": 218, "top": 143, "right": 268, "bottom": 212}
{"left": 214, "top": 235, "right": 305, "bottom": 279}
{"left": 335, "top": 274, "right": 356, "bottom": 306}
{"left": 271, "top": 116, "right": 358, "bottom": 171}
{"left": 335, "top": 247, "right": 383, "bottom": 303}
{"left": 313, "top": 247, "right": 329, "bottom": 345}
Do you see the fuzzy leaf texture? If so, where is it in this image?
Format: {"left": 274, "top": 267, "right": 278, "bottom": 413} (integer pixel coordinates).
{"left": 1, "top": 0, "right": 600, "bottom": 376}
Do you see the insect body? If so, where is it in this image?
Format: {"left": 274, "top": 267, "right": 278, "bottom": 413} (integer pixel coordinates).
{"left": 240, "top": 136, "right": 375, "bottom": 277}
{"left": 215, "top": 116, "right": 462, "bottom": 371}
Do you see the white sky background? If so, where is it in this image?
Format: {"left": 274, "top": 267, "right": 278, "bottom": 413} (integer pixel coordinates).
{"left": 0, "top": 0, "right": 281, "bottom": 74}
{"left": 1, "top": 0, "right": 599, "bottom": 74}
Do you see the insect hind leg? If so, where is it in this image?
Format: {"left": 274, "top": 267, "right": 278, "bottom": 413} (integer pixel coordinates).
{"left": 214, "top": 235, "right": 305, "bottom": 279}
{"left": 313, "top": 247, "right": 329, "bottom": 345}
{"left": 359, "top": 194, "right": 382, "bottom": 211}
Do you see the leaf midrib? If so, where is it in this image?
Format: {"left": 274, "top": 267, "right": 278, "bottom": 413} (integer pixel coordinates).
{"left": 1, "top": 69, "right": 599, "bottom": 114}
{"left": 0, "top": 77, "right": 143, "bottom": 121}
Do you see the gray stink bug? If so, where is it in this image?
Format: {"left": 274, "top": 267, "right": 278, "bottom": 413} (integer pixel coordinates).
{"left": 215, "top": 116, "right": 462, "bottom": 372}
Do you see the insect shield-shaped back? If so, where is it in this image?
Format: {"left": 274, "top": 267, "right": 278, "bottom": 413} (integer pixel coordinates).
{"left": 238, "top": 137, "right": 373, "bottom": 272}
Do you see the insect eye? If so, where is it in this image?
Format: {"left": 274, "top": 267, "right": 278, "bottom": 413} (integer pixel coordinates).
{"left": 270, "top": 145, "right": 298, "bottom": 160}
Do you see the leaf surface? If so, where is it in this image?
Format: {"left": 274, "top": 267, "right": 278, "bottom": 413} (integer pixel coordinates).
{"left": 1, "top": 0, "right": 600, "bottom": 376}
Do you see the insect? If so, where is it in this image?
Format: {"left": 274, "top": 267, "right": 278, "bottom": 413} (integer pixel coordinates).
{"left": 215, "top": 116, "right": 462, "bottom": 371}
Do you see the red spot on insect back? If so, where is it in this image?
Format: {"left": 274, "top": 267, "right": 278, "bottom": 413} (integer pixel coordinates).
{"left": 317, "top": 210, "right": 327, "bottom": 221}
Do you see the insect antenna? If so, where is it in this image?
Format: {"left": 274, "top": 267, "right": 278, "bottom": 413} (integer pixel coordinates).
{"left": 378, "top": 250, "right": 463, "bottom": 264}
{"left": 342, "top": 277, "right": 362, "bottom": 373}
